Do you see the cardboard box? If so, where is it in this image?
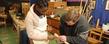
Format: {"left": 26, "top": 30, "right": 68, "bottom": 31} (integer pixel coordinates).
{"left": 48, "top": 2, "right": 67, "bottom": 8}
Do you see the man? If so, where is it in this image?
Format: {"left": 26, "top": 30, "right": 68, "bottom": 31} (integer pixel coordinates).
{"left": 59, "top": 9, "right": 90, "bottom": 44}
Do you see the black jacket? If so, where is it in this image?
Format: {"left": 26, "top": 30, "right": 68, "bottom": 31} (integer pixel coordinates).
{"left": 60, "top": 15, "right": 90, "bottom": 44}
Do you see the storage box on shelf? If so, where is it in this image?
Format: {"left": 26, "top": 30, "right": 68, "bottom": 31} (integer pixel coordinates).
{"left": 48, "top": 2, "right": 67, "bottom": 9}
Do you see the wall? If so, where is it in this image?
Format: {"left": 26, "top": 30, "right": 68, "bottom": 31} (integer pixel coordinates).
{"left": 90, "top": 0, "right": 109, "bottom": 27}
{"left": 102, "top": 0, "right": 109, "bottom": 24}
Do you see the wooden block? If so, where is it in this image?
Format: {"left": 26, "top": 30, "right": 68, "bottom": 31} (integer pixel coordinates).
{"left": 88, "top": 37, "right": 102, "bottom": 44}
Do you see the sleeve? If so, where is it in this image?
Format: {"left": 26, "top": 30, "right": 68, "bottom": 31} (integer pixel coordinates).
{"left": 66, "top": 36, "right": 87, "bottom": 44}
{"left": 59, "top": 15, "right": 65, "bottom": 35}
{"left": 66, "top": 36, "right": 75, "bottom": 43}
{"left": 25, "top": 15, "right": 38, "bottom": 40}
{"left": 78, "top": 16, "right": 90, "bottom": 40}
{"left": 25, "top": 16, "right": 33, "bottom": 39}
{"left": 78, "top": 16, "right": 90, "bottom": 33}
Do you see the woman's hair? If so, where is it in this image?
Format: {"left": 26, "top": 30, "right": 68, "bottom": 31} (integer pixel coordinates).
{"left": 64, "top": 9, "right": 80, "bottom": 23}
{"left": 33, "top": 0, "right": 49, "bottom": 16}
{"left": 35, "top": 0, "right": 48, "bottom": 8}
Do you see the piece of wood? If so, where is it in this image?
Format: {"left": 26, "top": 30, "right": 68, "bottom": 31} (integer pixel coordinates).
{"left": 88, "top": 15, "right": 93, "bottom": 23}
{"left": 54, "top": 33, "right": 69, "bottom": 44}
{"left": 79, "top": 0, "right": 83, "bottom": 14}
{"left": 96, "top": 19, "right": 100, "bottom": 28}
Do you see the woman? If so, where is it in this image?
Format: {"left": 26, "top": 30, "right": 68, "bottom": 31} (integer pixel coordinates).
{"left": 25, "top": 0, "right": 49, "bottom": 44}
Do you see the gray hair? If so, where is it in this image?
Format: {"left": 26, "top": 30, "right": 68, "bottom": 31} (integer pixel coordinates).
{"left": 64, "top": 9, "right": 80, "bottom": 22}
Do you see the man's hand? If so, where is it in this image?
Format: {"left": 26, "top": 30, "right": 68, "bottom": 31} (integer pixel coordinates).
{"left": 54, "top": 33, "right": 69, "bottom": 44}
{"left": 59, "top": 35, "right": 67, "bottom": 42}
{"left": 54, "top": 33, "right": 67, "bottom": 42}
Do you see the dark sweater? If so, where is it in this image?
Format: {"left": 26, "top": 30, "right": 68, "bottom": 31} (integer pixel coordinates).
{"left": 60, "top": 15, "right": 90, "bottom": 44}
